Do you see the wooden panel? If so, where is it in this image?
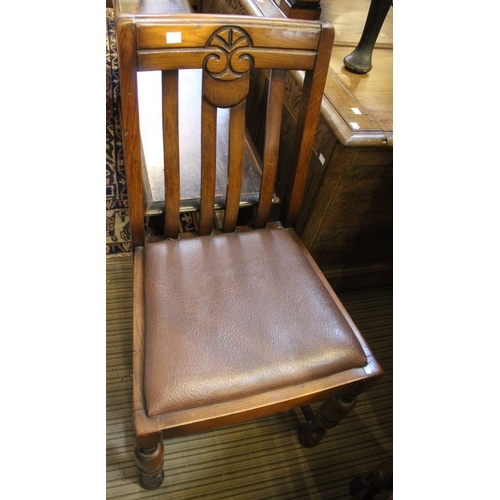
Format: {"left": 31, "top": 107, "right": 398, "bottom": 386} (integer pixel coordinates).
{"left": 135, "top": 16, "right": 321, "bottom": 50}
{"left": 300, "top": 146, "right": 393, "bottom": 291}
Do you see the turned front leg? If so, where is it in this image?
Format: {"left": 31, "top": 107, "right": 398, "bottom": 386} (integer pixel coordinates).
{"left": 298, "top": 394, "right": 357, "bottom": 447}
{"left": 134, "top": 439, "right": 165, "bottom": 490}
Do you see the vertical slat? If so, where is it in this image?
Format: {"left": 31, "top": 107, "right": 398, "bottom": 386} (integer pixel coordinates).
{"left": 115, "top": 17, "right": 145, "bottom": 247}
{"left": 246, "top": 69, "right": 268, "bottom": 141}
{"left": 282, "top": 23, "right": 335, "bottom": 227}
{"left": 222, "top": 100, "right": 246, "bottom": 233}
{"left": 199, "top": 98, "right": 217, "bottom": 236}
{"left": 254, "top": 69, "right": 286, "bottom": 229}
{"left": 162, "top": 70, "right": 180, "bottom": 239}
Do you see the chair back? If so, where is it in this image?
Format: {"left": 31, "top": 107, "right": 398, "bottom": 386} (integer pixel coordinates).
{"left": 116, "top": 13, "right": 334, "bottom": 245}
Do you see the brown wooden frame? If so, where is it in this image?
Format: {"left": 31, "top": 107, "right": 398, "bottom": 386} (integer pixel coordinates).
{"left": 116, "top": 13, "right": 334, "bottom": 245}
{"left": 115, "top": 10, "right": 383, "bottom": 490}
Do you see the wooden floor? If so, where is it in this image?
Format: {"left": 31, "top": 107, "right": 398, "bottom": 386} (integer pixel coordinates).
{"left": 106, "top": 255, "right": 393, "bottom": 499}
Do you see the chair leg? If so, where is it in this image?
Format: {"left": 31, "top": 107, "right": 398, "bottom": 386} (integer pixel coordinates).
{"left": 298, "top": 393, "right": 357, "bottom": 447}
{"left": 349, "top": 457, "right": 393, "bottom": 499}
{"left": 134, "top": 440, "right": 165, "bottom": 490}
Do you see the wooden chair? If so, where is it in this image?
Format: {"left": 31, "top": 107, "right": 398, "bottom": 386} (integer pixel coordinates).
{"left": 115, "top": 11, "right": 384, "bottom": 490}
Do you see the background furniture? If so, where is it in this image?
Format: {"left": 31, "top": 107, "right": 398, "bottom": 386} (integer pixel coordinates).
{"left": 270, "top": 0, "right": 392, "bottom": 75}
{"left": 344, "top": 0, "right": 393, "bottom": 74}
{"left": 202, "top": 0, "right": 393, "bottom": 292}
{"left": 115, "top": 7, "right": 383, "bottom": 490}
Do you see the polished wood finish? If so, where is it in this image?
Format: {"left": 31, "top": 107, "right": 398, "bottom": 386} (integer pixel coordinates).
{"left": 114, "top": 0, "right": 264, "bottom": 221}
{"left": 117, "top": 11, "right": 333, "bottom": 243}
{"left": 119, "top": 0, "right": 285, "bottom": 220}
{"left": 201, "top": 0, "right": 392, "bottom": 290}
{"left": 115, "top": 3, "right": 383, "bottom": 490}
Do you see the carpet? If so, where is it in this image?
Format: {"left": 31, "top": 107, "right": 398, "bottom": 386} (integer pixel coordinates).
{"left": 106, "top": 9, "right": 201, "bottom": 254}
{"left": 106, "top": 8, "right": 131, "bottom": 255}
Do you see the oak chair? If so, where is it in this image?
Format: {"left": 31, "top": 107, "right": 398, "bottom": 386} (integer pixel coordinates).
{"left": 115, "top": 11, "right": 384, "bottom": 490}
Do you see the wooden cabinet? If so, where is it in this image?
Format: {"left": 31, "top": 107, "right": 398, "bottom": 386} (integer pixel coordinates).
{"left": 283, "top": 64, "right": 393, "bottom": 292}
{"left": 296, "top": 144, "right": 392, "bottom": 292}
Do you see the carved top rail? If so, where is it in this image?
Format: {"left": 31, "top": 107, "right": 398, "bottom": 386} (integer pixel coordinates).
{"left": 134, "top": 16, "right": 320, "bottom": 72}
{"left": 115, "top": 11, "right": 334, "bottom": 243}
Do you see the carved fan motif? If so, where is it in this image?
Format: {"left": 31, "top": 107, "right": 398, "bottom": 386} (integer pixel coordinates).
{"left": 204, "top": 26, "right": 254, "bottom": 80}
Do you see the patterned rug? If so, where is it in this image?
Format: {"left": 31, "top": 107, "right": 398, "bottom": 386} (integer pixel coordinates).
{"left": 106, "top": 8, "right": 131, "bottom": 255}
{"left": 106, "top": 9, "right": 201, "bottom": 254}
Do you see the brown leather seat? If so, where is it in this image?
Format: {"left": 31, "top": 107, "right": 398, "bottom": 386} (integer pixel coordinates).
{"left": 115, "top": 9, "right": 383, "bottom": 490}
{"left": 143, "top": 228, "right": 368, "bottom": 417}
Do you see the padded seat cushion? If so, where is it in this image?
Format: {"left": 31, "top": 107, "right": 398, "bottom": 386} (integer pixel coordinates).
{"left": 143, "top": 227, "right": 368, "bottom": 417}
